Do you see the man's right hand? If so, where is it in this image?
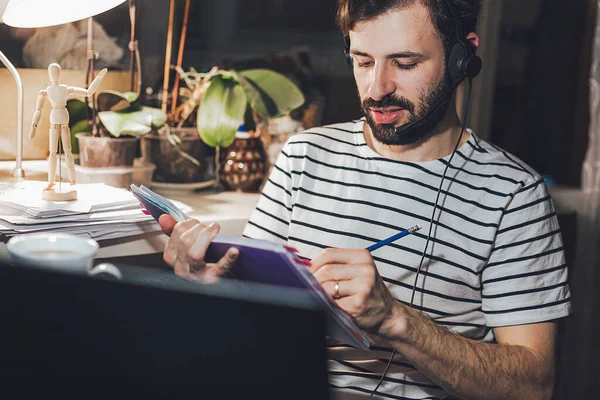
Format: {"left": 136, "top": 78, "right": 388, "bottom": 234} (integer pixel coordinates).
{"left": 158, "top": 214, "right": 239, "bottom": 282}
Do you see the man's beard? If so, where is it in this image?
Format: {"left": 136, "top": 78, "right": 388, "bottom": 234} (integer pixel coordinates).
{"left": 362, "top": 75, "right": 453, "bottom": 146}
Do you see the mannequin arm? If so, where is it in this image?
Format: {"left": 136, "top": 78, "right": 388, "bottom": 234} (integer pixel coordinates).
{"left": 29, "top": 90, "right": 47, "bottom": 139}
{"left": 68, "top": 68, "right": 108, "bottom": 97}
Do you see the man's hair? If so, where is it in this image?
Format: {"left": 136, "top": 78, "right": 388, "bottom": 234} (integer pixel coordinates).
{"left": 337, "top": 0, "right": 483, "bottom": 55}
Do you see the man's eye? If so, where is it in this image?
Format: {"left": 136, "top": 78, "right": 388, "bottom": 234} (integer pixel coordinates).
{"left": 357, "top": 61, "right": 373, "bottom": 68}
{"left": 395, "top": 62, "right": 419, "bottom": 70}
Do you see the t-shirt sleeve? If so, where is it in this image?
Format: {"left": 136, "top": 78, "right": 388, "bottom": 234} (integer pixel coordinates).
{"left": 481, "top": 177, "right": 572, "bottom": 327}
{"left": 242, "top": 141, "right": 294, "bottom": 244}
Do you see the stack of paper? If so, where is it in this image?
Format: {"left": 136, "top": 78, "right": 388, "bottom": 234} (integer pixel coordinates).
{"left": 0, "top": 181, "right": 192, "bottom": 241}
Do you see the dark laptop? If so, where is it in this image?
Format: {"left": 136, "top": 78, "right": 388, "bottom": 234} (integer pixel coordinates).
{"left": 0, "top": 261, "right": 330, "bottom": 399}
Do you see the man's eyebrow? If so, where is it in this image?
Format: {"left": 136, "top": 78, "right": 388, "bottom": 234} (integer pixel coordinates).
{"left": 351, "top": 50, "right": 425, "bottom": 59}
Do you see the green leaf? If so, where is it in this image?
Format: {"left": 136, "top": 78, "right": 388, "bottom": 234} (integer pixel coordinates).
{"left": 141, "top": 106, "right": 168, "bottom": 129}
{"left": 71, "top": 119, "right": 91, "bottom": 135}
{"left": 122, "top": 92, "right": 139, "bottom": 103}
{"left": 238, "top": 69, "right": 305, "bottom": 118}
{"left": 98, "top": 110, "right": 153, "bottom": 137}
{"left": 97, "top": 106, "right": 166, "bottom": 137}
{"left": 97, "top": 90, "right": 138, "bottom": 112}
{"left": 197, "top": 76, "right": 247, "bottom": 148}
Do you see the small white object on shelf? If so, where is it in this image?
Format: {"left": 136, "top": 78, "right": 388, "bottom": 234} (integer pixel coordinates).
{"left": 75, "top": 158, "right": 156, "bottom": 189}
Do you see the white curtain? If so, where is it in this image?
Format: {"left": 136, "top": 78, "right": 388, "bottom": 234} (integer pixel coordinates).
{"left": 578, "top": 2, "right": 600, "bottom": 283}
{"left": 582, "top": 3, "right": 600, "bottom": 258}
{"left": 568, "top": 2, "right": 600, "bottom": 398}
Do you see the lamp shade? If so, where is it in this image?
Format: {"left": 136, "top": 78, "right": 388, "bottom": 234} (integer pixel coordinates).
{"left": 2, "top": 0, "right": 126, "bottom": 28}
{"left": 0, "top": 0, "right": 9, "bottom": 24}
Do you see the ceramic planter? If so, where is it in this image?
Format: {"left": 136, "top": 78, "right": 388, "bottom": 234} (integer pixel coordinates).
{"left": 76, "top": 133, "right": 138, "bottom": 168}
{"left": 140, "top": 127, "right": 215, "bottom": 184}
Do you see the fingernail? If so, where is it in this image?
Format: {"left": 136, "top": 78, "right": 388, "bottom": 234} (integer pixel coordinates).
{"left": 229, "top": 248, "right": 239, "bottom": 259}
{"left": 294, "top": 255, "right": 311, "bottom": 266}
{"left": 299, "top": 258, "right": 311, "bottom": 267}
{"left": 284, "top": 245, "right": 299, "bottom": 253}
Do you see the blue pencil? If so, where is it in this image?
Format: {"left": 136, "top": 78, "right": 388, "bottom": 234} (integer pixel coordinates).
{"left": 366, "top": 224, "right": 422, "bottom": 252}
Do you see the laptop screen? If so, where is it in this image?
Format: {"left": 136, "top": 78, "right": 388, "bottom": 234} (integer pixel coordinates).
{"left": 0, "top": 261, "right": 330, "bottom": 399}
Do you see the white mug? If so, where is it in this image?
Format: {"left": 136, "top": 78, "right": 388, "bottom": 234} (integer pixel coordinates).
{"left": 6, "top": 233, "right": 121, "bottom": 279}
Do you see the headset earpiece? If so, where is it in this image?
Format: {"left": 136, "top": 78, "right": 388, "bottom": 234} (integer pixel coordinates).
{"left": 343, "top": 35, "right": 353, "bottom": 66}
{"left": 447, "top": 39, "right": 482, "bottom": 83}
{"left": 443, "top": 0, "right": 482, "bottom": 83}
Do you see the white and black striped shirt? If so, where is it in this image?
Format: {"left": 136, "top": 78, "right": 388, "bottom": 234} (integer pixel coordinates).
{"left": 243, "top": 120, "right": 572, "bottom": 400}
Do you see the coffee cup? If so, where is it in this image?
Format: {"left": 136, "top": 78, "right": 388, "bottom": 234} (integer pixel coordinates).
{"left": 6, "top": 233, "right": 121, "bottom": 279}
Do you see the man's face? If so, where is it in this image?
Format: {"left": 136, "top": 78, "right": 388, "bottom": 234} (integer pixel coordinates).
{"left": 349, "top": 4, "right": 450, "bottom": 146}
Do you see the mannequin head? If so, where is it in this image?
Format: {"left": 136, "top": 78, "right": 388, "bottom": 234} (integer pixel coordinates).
{"left": 48, "top": 63, "right": 61, "bottom": 83}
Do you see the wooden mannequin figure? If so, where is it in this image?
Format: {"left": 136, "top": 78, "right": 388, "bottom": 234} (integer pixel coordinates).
{"left": 29, "top": 63, "right": 107, "bottom": 201}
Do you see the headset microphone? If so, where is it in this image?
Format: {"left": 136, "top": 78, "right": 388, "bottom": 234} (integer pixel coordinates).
{"left": 392, "top": 76, "right": 463, "bottom": 136}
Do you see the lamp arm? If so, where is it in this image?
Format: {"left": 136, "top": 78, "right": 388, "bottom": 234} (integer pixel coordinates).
{"left": 0, "top": 50, "right": 25, "bottom": 179}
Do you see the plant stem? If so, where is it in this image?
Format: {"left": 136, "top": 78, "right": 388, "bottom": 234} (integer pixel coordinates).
{"left": 162, "top": 0, "right": 176, "bottom": 114}
{"left": 171, "top": 0, "right": 191, "bottom": 116}
{"left": 128, "top": 0, "right": 142, "bottom": 98}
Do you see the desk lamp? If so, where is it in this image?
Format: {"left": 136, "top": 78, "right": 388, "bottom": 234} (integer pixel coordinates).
{"left": 1, "top": 0, "right": 126, "bottom": 179}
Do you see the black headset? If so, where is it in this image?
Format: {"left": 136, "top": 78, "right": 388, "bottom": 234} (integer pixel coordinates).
{"left": 343, "top": 0, "right": 482, "bottom": 84}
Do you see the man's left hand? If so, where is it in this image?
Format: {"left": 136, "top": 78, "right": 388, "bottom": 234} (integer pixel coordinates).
{"left": 310, "top": 248, "right": 400, "bottom": 334}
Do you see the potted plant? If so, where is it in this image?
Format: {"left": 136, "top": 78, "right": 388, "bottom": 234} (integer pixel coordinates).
{"left": 70, "top": 90, "right": 167, "bottom": 168}
{"left": 142, "top": 67, "right": 304, "bottom": 190}
{"left": 140, "top": 67, "right": 219, "bottom": 185}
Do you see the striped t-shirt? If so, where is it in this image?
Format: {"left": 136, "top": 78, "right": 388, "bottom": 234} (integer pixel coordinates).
{"left": 243, "top": 120, "right": 572, "bottom": 399}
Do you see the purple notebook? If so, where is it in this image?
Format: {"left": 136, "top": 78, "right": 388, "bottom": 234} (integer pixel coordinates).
{"left": 206, "top": 236, "right": 374, "bottom": 350}
{"left": 128, "top": 184, "right": 372, "bottom": 349}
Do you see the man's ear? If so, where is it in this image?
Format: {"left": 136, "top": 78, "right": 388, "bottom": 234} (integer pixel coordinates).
{"left": 467, "top": 32, "right": 480, "bottom": 49}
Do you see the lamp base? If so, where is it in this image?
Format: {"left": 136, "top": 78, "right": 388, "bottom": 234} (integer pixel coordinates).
{"left": 42, "top": 185, "right": 78, "bottom": 202}
{"left": 11, "top": 168, "right": 25, "bottom": 179}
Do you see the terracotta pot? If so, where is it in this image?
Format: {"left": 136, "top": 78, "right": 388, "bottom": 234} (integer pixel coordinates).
{"left": 140, "top": 127, "right": 215, "bottom": 184}
{"left": 219, "top": 133, "right": 269, "bottom": 192}
{"left": 76, "top": 133, "right": 138, "bottom": 167}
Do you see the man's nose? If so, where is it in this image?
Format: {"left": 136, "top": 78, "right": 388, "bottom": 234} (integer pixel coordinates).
{"left": 367, "top": 64, "right": 396, "bottom": 101}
